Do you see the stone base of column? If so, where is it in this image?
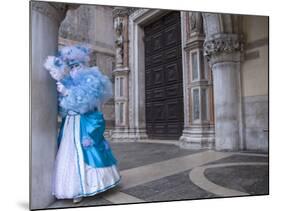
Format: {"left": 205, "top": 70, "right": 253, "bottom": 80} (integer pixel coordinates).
{"left": 111, "top": 127, "right": 148, "bottom": 142}
{"left": 179, "top": 126, "right": 215, "bottom": 150}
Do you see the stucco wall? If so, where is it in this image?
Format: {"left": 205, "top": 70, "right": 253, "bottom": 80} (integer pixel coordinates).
{"left": 89, "top": 5, "right": 115, "bottom": 49}
{"left": 243, "top": 95, "right": 268, "bottom": 151}
{"left": 241, "top": 15, "right": 269, "bottom": 152}
{"left": 241, "top": 15, "right": 268, "bottom": 97}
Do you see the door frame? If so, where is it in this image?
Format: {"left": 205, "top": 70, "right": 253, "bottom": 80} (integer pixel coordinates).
{"left": 128, "top": 9, "right": 167, "bottom": 136}
{"left": 128, "top": 9, "right": 183, "bottom": 140}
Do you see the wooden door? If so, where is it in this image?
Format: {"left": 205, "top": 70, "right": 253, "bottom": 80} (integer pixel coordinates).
{"left": 144, "top": 11, "right": 184, "bottom": 139}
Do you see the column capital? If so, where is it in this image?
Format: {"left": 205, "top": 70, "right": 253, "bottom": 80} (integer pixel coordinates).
{"left": 203, "top": 33, "right": 244, "bottom": 65}
{"left": 204, "top": 33, "right": 243, "bottom": 59}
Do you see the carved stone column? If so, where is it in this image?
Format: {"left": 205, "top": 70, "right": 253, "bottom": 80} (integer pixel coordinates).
{"left": 31, "top": 1, "right": 67, "bottom": 209}
{"left": 202, "top": 13, "right": 244, "bottom": 151}
{"left": 111, "top": 7, "right": 131, "bottom": 141}
{"left": 179, "top": 12, "right": 215, "bottom": 149}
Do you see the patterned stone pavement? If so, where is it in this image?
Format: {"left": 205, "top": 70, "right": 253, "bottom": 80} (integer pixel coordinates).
{"left": 49, "top": 141, "right": 269, "bottom": 209}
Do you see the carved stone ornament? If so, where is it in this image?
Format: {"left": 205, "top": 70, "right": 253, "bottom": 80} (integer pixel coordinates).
{"left": 113, "top": 7, "right": 138, "bottom": 18}
{"left": 203, "top": 34, "right": 243, "bottom": 59}
{"left": 189, "top": 12, "right": 203, "bottom": 34}
{"left": 190, "top": 12, "right": 197, "bottom": 31}
{"left": 114, "top": 17, "right": 124, "bottom": 67}
{"left": 127, "top": 8, "right": 139, "bottom": 15}
{"left": 113, "top": 7, "right": 129, "bottom": 18}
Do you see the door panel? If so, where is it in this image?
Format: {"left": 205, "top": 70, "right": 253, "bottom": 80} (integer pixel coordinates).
{"left": 144, "top": 11, "right": 184, "bottom": 139}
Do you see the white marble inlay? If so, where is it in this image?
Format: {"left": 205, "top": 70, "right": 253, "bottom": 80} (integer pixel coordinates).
{"left": 118, "top": 150, "right": 232, "bottom": 190}
{"left": 189, "top": 162, "right": 268, "bottom": 197}
{"left": 102, "top": 189, "right": 145, "bottom": 203}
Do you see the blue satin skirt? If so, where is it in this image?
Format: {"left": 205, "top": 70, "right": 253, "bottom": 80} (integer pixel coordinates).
{"left": 58, "top": 111, "right": 118, "bottom": 168}
{"left": 53, "top": 111, "right": 121, "bottom": 199}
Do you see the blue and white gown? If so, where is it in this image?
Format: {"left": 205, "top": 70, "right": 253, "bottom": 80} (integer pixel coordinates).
{"left": 52, "top": 67, "right": 121, "bottom": 199}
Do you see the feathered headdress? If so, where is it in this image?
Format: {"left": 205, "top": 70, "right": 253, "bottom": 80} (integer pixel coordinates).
{"left": 44, "top": 43, "right": 92, "bottom": 81}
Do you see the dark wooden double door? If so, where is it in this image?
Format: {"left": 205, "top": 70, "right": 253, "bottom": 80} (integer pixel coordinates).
{"left": 144, "top": 12, "right": 184, "bottom": 139}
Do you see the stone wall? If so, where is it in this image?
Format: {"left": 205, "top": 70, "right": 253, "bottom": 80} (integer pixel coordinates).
{"left": 242, "top": 95, "right": 268, "bottom": 152}
{"left": 241, "top": 15, "right": 268, "bottom": 97}
{"left": 59, "top": 5, "right": 90, "bottom": 42}
{"left": 241, "top": 15, "right": 269, "bottom": 151}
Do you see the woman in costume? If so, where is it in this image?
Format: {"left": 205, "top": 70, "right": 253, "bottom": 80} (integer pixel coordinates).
{"left": 44, "top": 44, "right": 121, "bottom": 203}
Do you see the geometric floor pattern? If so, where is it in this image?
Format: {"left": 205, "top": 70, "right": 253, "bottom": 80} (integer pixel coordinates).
{"left": 49, "top": 141, "right": 269, "bottom": 209}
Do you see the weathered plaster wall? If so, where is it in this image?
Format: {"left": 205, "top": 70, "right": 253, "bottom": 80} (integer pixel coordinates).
{"left": 241, "top": 15, "right": 269, "bottom": 151}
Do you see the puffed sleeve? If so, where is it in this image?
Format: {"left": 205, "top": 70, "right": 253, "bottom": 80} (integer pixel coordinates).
{"left": 58, "top": 67, "right": 113, "bottom": 114}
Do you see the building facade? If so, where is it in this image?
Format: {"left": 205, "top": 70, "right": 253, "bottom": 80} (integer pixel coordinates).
{"left": 47, "top": 5, "right": 269, "bottom": 152}
{"left": 111, "top": 8, "right": 269, "bottom": 152}
{"left": 30, "top": 2, "right": 268, "bottom": 209}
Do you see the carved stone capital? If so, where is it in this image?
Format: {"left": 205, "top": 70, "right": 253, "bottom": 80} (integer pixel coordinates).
{"left": 31, "top": 1, "right": 67, "bottom": 23}
{"left": 203, "top": 33, "right": 244, "bottom": 60}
